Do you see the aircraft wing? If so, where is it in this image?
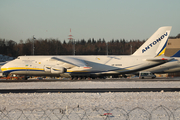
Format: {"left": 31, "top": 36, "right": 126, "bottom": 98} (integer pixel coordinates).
{"left": 50, "top": 57, "right": 91, "bottom": 69}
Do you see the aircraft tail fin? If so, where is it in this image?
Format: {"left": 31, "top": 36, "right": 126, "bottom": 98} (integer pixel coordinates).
{"left": 171, "top": 50, "right": 180, "bottom": 57}
{"left": 132, "top": 26, "right": 172, "bottom": 57}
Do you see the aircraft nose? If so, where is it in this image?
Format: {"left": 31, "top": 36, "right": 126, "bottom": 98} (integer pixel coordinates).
{"left": 0, "top": 65, "right": 4, "bottom": 72}
{"left": 1, "top": 62, "right": 8, "bottom": 72}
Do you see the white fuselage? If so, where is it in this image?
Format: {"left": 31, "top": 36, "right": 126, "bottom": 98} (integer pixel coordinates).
{"left": 1, "top": 55, "right": 167, "bottom": 77}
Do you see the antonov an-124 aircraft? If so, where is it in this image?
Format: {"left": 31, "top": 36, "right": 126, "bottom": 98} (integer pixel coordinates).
{"left": 1, "top": 26, "right": 173, "bottom": 79}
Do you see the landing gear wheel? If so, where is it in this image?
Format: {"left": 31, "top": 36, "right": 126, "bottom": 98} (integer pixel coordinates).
{"left": 78, "top": 77, "right": 82, "bottom": 80}
{"left": 73, "top": 77, "right": 77, "bottom": 80}
{"left": 82, "top": 77, "right": 87, "bottom": 80}
{"left": 23, "top": 76, "right": 28, "bottom": 80}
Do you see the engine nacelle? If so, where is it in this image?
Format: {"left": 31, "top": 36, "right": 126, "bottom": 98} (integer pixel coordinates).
{"left": 50, "top": 67, "right": 66, "bottom": 74}
{"left": 44, "top": 66, "right": 51, "bottom": 72}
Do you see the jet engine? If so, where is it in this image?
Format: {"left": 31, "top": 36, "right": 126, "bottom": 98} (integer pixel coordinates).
{"left": 50, "top": 67, "right": 66, "bottom": 74}
{"left": 44, "top": 66, "right": 51, "bottom": 72}
{"left": 44, "top": 66, "right": 66, "bottom": 74}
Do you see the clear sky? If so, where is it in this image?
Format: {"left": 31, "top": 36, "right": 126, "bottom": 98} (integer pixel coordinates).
{"left": 0, "top": 0, "right": 180, "bottom": 43}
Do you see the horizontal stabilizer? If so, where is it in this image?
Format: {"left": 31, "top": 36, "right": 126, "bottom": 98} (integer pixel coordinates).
{"left": 146, "top": 56, "right": 174, "bottom": 62}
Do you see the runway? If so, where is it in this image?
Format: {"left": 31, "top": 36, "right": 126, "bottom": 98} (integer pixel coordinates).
{"left": 0, "top": 78, "right": 180, "bottom": 93}
{"left": 1, "top": 88, "right": 180, "bottom": 93}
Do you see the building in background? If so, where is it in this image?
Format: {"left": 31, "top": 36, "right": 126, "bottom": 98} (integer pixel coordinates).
{"left": 165, "top": 38, "right": 180, "bottom": 77}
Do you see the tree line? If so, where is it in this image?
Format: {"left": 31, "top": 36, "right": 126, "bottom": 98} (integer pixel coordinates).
{"left": 0, "top": 33, "right": 179, "bottom": 58}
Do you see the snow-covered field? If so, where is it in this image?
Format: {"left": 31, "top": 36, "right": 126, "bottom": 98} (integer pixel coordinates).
{"left": 1, "top": 92, "right": 180, "bottom": 119}
{"left": 1, "top": 81, "right": 180, "bottom": 119}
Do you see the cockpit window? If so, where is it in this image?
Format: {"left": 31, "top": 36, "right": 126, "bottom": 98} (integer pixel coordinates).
{"left": 17, "top": 57, "right": 20, "bottom": 59}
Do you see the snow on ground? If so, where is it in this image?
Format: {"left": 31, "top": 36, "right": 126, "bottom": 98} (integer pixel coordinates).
{"left": 1, "top": 92, "right": 180, "bottom": 111}
{"left": 1, "top": 92, "right": 180, "bottom": 119}
{"left": 0, "top": 81, "right": 180, "bottom": 119}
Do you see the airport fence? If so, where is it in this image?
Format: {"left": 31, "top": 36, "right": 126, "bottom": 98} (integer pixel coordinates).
{"left": 0, "top": 105, "right": 180, "bottom": 120}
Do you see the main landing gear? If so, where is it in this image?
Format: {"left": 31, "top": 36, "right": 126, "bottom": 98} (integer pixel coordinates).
{"left": 70, "top": 76, "right": 106, "bottom": 80}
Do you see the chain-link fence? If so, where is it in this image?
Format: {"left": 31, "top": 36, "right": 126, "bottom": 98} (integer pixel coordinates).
{"left": 0, "top": 105, "right": 180, "bottom": 120}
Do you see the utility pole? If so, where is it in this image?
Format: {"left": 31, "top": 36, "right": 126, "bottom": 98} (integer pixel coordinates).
{"left": 106, "top": 42, "right": 108, "bottom": 55}
{"left": 73, "top": 39, "right": 75, "bottom": 55}
{"left": 32, "top": 35, "right": 36, "bottom": 55}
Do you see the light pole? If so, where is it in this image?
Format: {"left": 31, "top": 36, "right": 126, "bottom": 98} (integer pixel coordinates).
{"left": 33, "top": 35, "right": 36, "bottom": 55}
{"left": 73, "top": 39, "right": 75, "bottom": 55}
{"left": 106, "top": 42, "right": 108, "bottom": 55}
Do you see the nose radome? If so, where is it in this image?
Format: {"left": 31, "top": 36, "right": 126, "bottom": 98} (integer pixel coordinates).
{"left": 1, "top": 64, "right": 6, "bottom": 72}
{"left": 0, "top": 62, "right": 9, "bottom": 72}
